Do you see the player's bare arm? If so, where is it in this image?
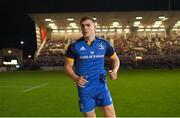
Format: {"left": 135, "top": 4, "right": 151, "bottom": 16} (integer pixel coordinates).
{"left": 109, "top": 53, "right": 120, "bottom": 80}
{"left": 64, "top": 58, "right": 88, "bottom": 87}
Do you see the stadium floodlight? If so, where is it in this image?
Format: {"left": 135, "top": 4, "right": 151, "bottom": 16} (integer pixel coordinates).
{"left": 112, "top": 22, "right": 119, "bottom": 27}
{"left": 59, "top": 30, "right": 65, "bottom": 33}
{"left": 67, "top": 18, "right": 74, "bottom": 21}
{"left": 134, "top": 21, "right": 141, "bottom": 25}
{"left": 51, "top": 26, "right": 58, "bottom": 29}
{"left": 45, "top": 19, "right": 52, "bottom": 21}
{"left": 152, "top": 29, "right": 158, "bottom": 32}
{"left": 147, "top": 25, "right": 151, "bottom": 28}
{"left": 52, "top": 30, "right": 58, "bottom": 33}
{"left": 96, "top": 25, "right": 101, "bottom": 28}
{"left": 136, "top": 17, "right": 142, "bottom": 20}
{"left": 74, "top": 29, "right": 79, "bottom": 33}
{"left": 135, "top": 56, "right": 142, "bottom": 60}
{"left": 102, "top": 29, "right": 108, "bottom": 32}
{"left": 139, "top": 28, "right": 144, "bottom": 32}
{"left": 158, "top": 16, "right": 165, "bottom": 19}
{"left": 145, "top": 29, "right": 151, "bottom": 31}
{"left": 117, "top": 29, "right": 122, "bottom": 32}
{"left": 139, "top": 26, "right": 144, "bottom": 28}
{"left": 172, "top": 28, "right": 178, "bottom": 31}
{"left": 67, "top": 30, "right": 72, "bottom": 33}
{"left": 93, "top": 17, "right": 97, "bottom": 20}
{"left": 155, "top": 21, "right": 162, "bottom": 25}
{"left": 124, "top": 29, "right": 130, "bottom": 32}
{"left": 8, "top": 50, "right": 12, "bottom": 54}
{"left": 48, "top": 23, "right": 56, "bottom": 27}
{"left": 159, "top": 29, "right": 165, "bottom": 31}
{"left": 109, "top": 29, "right": 115, "bottom": 32}
{"left": 20, "top": 41, "right": 24, "bottom": 45}
{"left": 28, "top": 55, "right": 31, "bottom": 58}
{"left": 96, "top": 29, "right": 101, "bottom": 32}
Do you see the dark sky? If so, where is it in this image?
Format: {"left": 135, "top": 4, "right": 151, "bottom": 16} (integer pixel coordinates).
{"left": 1, "top": 0, "right": 180, "bottom": 57}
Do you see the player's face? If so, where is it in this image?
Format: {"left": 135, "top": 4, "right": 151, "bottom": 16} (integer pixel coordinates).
{"left": 80, "top": 20, "right": 96, "bottom": 38}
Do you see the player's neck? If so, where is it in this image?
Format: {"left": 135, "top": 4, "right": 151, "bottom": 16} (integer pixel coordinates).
{"left": 84, "top": 35, "right": 95, "bottom": 42}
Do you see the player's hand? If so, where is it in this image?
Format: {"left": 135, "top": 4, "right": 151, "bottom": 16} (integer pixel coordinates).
{"left": 74, "top": 76, "right": 88, "bottom": 88}
{"left": 109, "top": 70, "right": 117, "bottom": 80}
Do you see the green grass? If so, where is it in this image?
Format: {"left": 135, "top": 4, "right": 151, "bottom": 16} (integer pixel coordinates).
{"left": 0, "top": 69, "right": 180, "bottom": 117}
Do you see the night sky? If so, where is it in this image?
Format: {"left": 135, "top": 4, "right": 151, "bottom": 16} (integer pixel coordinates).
{"left": 1, "top": 0, "right": 180, "bottom": 57}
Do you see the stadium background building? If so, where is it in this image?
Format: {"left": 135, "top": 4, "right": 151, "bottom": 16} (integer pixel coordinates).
{"left": 29, "top": 11, "right": 180, "bottom": 68}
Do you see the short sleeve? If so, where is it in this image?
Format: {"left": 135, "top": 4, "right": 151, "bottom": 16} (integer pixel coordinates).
{"left": 65, "top": 43, "right": 76, "bottom": 59}
{"left": 105, "top": 41, "right": 115, "bottom": 57}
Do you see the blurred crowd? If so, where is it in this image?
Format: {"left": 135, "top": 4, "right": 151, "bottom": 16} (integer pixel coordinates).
{"left": 34, "top": 34, "right": 180, "bottom": 68}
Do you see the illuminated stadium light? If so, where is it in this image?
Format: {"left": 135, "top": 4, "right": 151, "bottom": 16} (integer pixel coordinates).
{"left": 67, "top": 18, "right": 74, "bottom": 21}
{"left": 139, "top": 26, "right": 144, "bottom": 28}
{"left": 66, "top": 26, "right": 73, "bottom": 29}
{"left": 109, "top": 29, "right": 115, "bottom": 32}
{"left": 20, "top": 41, "right": 24, "bottom": 45}
{"left": 172, "top": 28, "right": 178, "bottom": 31}
{"left": 145, "top": 29, "right": 151, "bottom": 31}
{"left": 136, "top": 17, "right": 142, "bottom": 20}
{"left": 67, "top": 30, "right": 72, "bottom": 33}
{"left": 102, "top": 26, "right": 108, "bottom": 28}
{"left": 74, "top": 29, "right": 79, "bottom": 33}
{"left": 112, "top": 22, "right": 120, "bottom": 27}
{"left": 69, "top": 23, "right": 76, "bottom": 26}
{"left": 96, "top": 25, "right": 101, "bottom": 28}
{"left": 72, "top": 25, "right": 79, "bottom": 28}
{"left": 8, "top": 50, "right": 12, "bottom": 54}
{"left": 116, "top": 25, "right": 122, "bottom": 28}
{"left": 3, "top": 60, "right": 18, "bottom": 65}
{"left": 51, "top": 26, "right": 58, "bottom": 29}
{"left": 155, "top": 21, "right": 162, "bottom": 25}
{"left": 96, "top": 29, "right": 101, "bottom": 32}
{"left": 177, "top": 21, "right": 180, "bottom": 24}
{"left": 152, "top": 29, "right": 158, "bottom": 32}
{"left": 147, "top": 25, "right": 151, "bottom": 28}
{"left": 28, "top": 55, "right": 31, "bottom": 58}
{"left": 133, "top": 24, "right": 139, "bottom": 27}
{"left": 138, "top": 29, "right": 144, "bottom": 32}
{"left": 16, "top": 65, "right": 20, "bottom": 68}
{"left": 48, "top": 23, "right": 56, "bottom": 27}
{"left": 102, "top": 29, "right": 108, "bottom": 32}
{"left": 50, "top": 20, "right": 55, "bottom": 22}
{"left": 124, "top": 29, "right": 130, "bottom": 32}
{"left": 117, "top": 29, "right": 122, "bottom": 32}
{"left": 93, "top": 17, "right": 97, "bottom": 20}
{"left": 135, "top": 56, "right": 143, "bottom": 60}
{"left": 45, "top": 19, "right": 52, "bottom": 21}
{"left": 134, "top": 21, "right": 141, "bottom": 25}
{"left": 52, "top": 30, "right": 58, "bottom": 32}
{"left": 112, "top": 22, "right": 119, "bottom": 25}
{"left": 158, "top": 16, "right": 166, "bottom": 19}
{"left": 59, "top": 30, "right": 65, "bottom": 33}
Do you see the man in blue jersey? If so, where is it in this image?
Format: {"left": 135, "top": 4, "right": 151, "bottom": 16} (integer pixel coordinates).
{"left": 64, "top": 16, "right": 120, "bottom": 117}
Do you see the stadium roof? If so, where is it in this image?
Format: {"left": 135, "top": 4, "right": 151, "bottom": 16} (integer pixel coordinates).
{"left": 30, "top": 11, "right": 180, "bottom": 32}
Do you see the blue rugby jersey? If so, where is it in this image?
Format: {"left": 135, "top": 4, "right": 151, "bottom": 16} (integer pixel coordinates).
{"left": 65, "top": 37, "right": 115, "bottom": 85}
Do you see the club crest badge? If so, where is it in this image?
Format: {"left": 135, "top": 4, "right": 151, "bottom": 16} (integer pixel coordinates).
{"left": 97, "top": 43, "right": 104, "bottom": 50}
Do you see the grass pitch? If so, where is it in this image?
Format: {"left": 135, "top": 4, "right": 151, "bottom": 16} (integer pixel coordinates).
{"left": 0, "top": 69, "right": 180, "bottom": 117}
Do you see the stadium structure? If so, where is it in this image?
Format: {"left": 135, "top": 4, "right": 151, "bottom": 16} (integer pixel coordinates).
{"left": 30, "top": 11, "right": 180, "bottom": 69}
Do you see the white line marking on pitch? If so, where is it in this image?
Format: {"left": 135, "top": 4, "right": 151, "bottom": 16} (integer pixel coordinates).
{"left": 22, "top": 82, "right": 48, "bottom": 93}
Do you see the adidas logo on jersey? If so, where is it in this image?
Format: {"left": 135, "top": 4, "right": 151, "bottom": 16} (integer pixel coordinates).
{"left": 80, "top": 46, "right": 86, "bottom": 51}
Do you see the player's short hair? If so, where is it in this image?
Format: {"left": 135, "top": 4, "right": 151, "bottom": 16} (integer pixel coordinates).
{"left": 80, "top": 16, "right": 96, "bottom": 24}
